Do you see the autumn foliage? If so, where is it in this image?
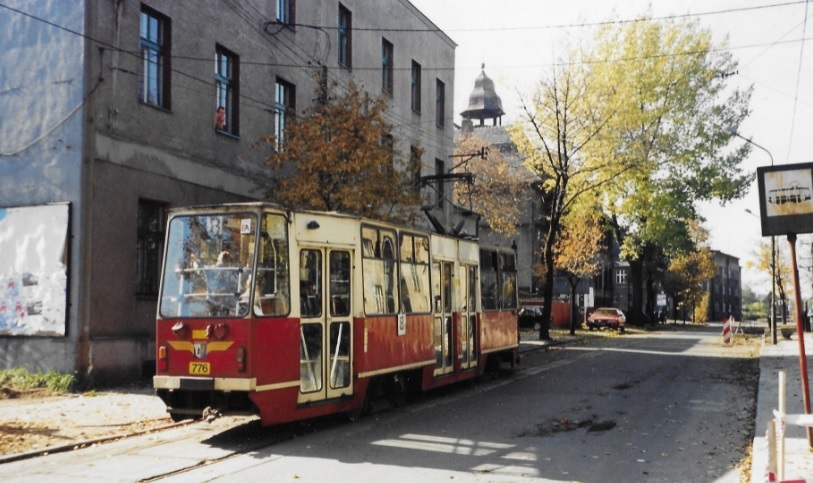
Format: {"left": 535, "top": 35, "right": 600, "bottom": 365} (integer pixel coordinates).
{"left": 453, "top": 132, "right": 530, "bottom": 236}
{"left": 260, "top": 79, "right": 421, "bottom": 223}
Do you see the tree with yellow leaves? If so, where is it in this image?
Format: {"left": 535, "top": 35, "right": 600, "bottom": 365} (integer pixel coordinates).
{"left": 260, "top": 78, "right": 421, "bottom": 223}
{"left": 747, "top": 239, "right": 794, "bottom": 325}
{"left": 553, "top": 204, "right": 605, "bottom": 334}
{"left": 453, "top": 131, "right": 532, "bottom": 236}
{"left": 662, "top": 221, "right": 716, "bottom": 324}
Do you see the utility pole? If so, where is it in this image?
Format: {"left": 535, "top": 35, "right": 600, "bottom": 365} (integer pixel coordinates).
{"left": 730, "top": 127, "right": 777, "bottom": 345}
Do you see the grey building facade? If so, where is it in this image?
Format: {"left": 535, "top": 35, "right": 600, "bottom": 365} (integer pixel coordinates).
{"left": 0, "top": 0, "right": 455, "bottom": 383}
{"left": 708, "top": 251, "right": 742, "bottom": 321}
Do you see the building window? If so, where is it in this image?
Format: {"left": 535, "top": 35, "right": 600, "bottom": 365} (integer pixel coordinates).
{"left": 275, "top": 78, "right": 295, "bottom": 150}
{"left": 137, "top": 200, "right": 167, "bottom": 296}
{"left": 411, "top": 60, "right": 421, "bottom": 113}
{"left": 615, "top": 269, "right": 627, "bottom": 285}
{"left": 139, "top": 7, "right": 171, "bottom": 108}
{"left": 382, "top": 38, "right": 393, "bottom": 96}
{"left": 410, "top": 145, "right": 421, "bottom": 192}
{"left": 435, "top": 159, "right": 445, "bottom": 208}
{"left": 381, "top": 133, "right": 394, "bottom": 172}
{"left": 338, "top": 4, "right": 352, "bottom": 68}
{"left": 215, "top": 46, "right": 239, "bottom": 135}
{"left": 276, "top": 0, "right": 295, "bottom": 25}
{"left": 436, "top": 79, "right": 445, "bottom": 127}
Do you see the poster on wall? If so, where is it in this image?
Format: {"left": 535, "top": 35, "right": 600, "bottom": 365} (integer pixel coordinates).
{"left": 0, "top": 203, "right": 69, "bottom": 336}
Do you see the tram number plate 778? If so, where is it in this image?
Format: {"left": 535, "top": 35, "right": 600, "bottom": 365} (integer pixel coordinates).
{"left": 189, "top": 362, "right": 211, "bottom": 375}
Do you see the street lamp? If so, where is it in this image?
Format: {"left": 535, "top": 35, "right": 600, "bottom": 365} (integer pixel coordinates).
{"left": 728, "top": 126, "right": 778, "bottom": 345}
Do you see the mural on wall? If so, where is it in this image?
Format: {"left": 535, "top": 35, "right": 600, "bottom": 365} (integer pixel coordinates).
{"left": 0, "top": 204, "right": 69, "bottom": 336}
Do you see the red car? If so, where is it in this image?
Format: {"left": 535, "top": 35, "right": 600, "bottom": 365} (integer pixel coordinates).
{"left": 586, "top": 307, "right": 626, "bottom": 331}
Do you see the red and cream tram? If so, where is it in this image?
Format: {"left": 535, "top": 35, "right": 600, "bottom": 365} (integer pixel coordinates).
{"left": 154, "top": 202, "right": 518, "bottom": 425}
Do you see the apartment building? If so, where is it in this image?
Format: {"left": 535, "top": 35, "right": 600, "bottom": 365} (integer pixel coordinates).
{"left": 0, "top": 0, "right": 455, "bottom": 382}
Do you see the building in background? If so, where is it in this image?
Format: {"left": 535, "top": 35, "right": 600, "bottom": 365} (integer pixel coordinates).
{"left": 708, "top": 251, "right": 743, "bottom": 321}
{"left": 0, "top": 0, "right": 455, "bottom": 383}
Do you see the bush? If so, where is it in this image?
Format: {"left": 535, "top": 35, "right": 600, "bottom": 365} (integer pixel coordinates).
{"left": 0, "top": 367, "right": 75, "bottom": 393}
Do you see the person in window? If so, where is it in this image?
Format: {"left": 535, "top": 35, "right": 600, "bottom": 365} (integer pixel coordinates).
{"left": 186, "top": 253, "right": 207, "bottom": 295}
{"left": 301, "top": 281, "right": 319, "bottom": 318}
{"left": 208, "top": 251, "right": 238, "bottom": 315}
{"left": 215, "top": 106, "right": 226, "bottom": 131}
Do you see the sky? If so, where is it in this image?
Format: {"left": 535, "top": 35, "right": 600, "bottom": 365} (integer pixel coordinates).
{"left": 409, "top": 0, "right": 813, "bottom": 296}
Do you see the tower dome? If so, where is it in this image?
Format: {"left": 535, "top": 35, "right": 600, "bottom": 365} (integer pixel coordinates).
{"left": 460, "top": 64, "right": 504, "bottom": 127}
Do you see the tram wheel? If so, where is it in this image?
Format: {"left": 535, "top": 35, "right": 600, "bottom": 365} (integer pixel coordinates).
{"left": 346, "top": 386, "right": 371, "bottom": 422}
{"left": 387, "top": 374, "right": 407, "bottom": 407}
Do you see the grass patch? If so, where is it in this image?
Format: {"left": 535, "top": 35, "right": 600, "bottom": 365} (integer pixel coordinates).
{"left": 0, "top": 367, "right": 75, "bottom": 394}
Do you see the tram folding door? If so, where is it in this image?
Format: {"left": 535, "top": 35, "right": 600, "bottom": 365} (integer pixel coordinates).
{"left": 433, "top": 260, "right": 454, "bottom": 376}
{"left": 460, "top": 264, "right": 478, "bottom": 370}
{"left": 298, "top": 247, "right": 354, "bottom": 404}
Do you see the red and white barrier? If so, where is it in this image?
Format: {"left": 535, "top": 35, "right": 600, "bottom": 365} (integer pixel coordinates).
{"left": 722, "top": 316, "right": 732, "bottom": 344}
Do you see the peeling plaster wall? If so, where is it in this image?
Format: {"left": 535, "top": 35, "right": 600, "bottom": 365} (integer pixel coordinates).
{"left": 0, "top": 0, "right": 86, "bottom": 374}
{"left": 0, "top": 0, "right": 457, "bottom": 383}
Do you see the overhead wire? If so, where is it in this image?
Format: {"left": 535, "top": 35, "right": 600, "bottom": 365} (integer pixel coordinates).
{"left": 785, "top": 0, "right": 810, "bottom": 163}
{"left": 1, "top": 1, "right": 808, "bottom": 160}
{"left": 266, "top": 1, "right": 810, "bottom": 33}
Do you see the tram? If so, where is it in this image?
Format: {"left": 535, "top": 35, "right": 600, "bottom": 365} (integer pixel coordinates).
{"left": 153, "top": 202, "right": 519, "bottom": 425}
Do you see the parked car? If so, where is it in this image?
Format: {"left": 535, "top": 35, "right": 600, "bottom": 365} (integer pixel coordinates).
{"left": 586, "top": 307, "right": 626, "bottom": 331}
{"left": 519, "top": 306, "right": 544, "bottom": 330}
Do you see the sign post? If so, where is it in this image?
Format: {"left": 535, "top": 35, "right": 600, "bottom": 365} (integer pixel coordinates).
{"left": 757, "top": 162, "right": 813, "bottom": 448}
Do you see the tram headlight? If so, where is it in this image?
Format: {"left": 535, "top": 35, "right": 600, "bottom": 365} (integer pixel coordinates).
{"left": 236, "top": 346, "right": 246, "bottom": 372}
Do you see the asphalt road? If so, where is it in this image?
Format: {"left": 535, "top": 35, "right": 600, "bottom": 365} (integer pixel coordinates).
{"left": 0, "top": 326, "right": 759, "bottom": 482}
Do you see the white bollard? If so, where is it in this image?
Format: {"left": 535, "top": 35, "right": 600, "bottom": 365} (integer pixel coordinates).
{"left": 778, "top": 371, "right": 786, "bottom": 482}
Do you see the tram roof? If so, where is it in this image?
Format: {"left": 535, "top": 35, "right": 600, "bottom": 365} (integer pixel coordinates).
{"left": 166, "top": 202, "right": 514, "bottom": 252}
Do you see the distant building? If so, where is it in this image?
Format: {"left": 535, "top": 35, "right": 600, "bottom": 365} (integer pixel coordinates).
{"left": 707, "top": 251, "right": 742, "bottom": 320}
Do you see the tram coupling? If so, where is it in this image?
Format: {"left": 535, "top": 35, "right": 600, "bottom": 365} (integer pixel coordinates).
{"left": 202, "top": 406, "right": 223, "bottom": 423}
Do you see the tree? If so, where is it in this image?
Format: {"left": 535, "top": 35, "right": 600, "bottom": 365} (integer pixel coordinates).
{"left": 453, "top": 132, "right": 530, "bottom": 236}
{"left": 586, "top": 17, "right": 753, "bottom": 324}
{"left": 748, "top": 239, "right": 794, "bottom": 324}
{"left": 741, "top": 287, "right": 766, "bottom": 322}
{"left": 667, "top": 247, "right": 715, "bottom": 324}
{"left": 510, "top": 59, "right": 628, "bottom": 340}
{"left": 553, "top": 204, "right": 604, "bottom": 335}
{"left": 663, "top": 221, "right": 716, "bottom": 323}
{"left": 260, "top": 79, "right": 421, "bottom": 223}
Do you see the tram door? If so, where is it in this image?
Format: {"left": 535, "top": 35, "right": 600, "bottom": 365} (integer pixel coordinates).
{"left": 460, "top": 264, "right": 478, "bottom": 370}
{"left": 433, "top": 260, "right": 454, "bottom": 376}
{"left": 298, "top": 248, "right": 353, "bottom": 403}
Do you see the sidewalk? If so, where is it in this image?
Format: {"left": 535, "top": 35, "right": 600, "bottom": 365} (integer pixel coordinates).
{"left": 750, "top": 331, "right": 813, "bottom": 482}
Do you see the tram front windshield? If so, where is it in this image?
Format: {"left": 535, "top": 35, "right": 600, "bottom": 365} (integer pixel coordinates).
{"left": 159, "top": 212, "right": 290, "bottom": 318}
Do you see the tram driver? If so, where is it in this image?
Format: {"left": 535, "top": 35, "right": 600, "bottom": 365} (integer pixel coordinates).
{"left": 207, "top": 251, "right": 239, "bottom": 315}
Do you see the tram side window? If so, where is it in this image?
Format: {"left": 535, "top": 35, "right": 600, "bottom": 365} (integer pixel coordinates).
{"left": 329, "top": 251, "right": 351, "bottom": 317}
{"left": 300, "top": 249, "right": 322, "bottom": 318}
{"left": 254, "top": 213, "right": 290, "bottom": 317}
{"left": 500, "top": 252, "right": 518, "bottom": 310}
{"left": 399, "top": 234, "right": 430, "bottom": 313}
{"left": 362, "top": 226, "right": 398, "bottom": 315}
{"left": 480, "top": 249, "right": 499, "bottom": 311}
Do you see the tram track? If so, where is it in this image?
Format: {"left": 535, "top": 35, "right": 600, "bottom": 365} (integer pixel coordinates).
{"left": 138, "top": 345, "right": 611, "bottom": 480}
{"left": 0, "top": 337, "right": 636, "bottom": 481}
